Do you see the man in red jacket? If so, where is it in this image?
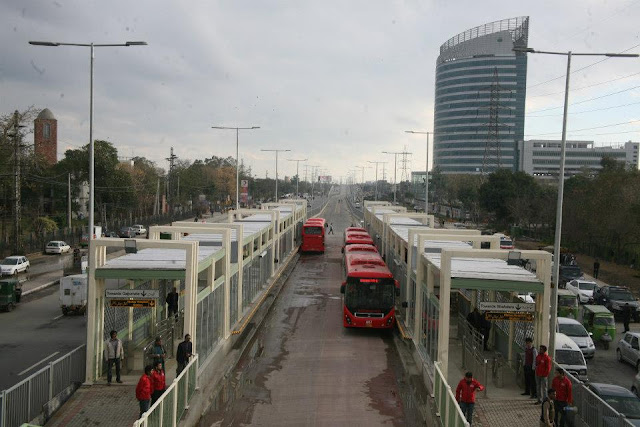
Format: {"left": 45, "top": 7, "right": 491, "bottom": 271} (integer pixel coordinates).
{"left": 551, "top": 368, "right": 573, "bottom": 427}
{"left": 456, "top": 371, "right": 485, "bottom": 426}
{"left": 151, "top": 361, "right": 167, "bottom": 404}
{"left": 535, "top": 344, "right": 552, "bottom": 404}
{"left": 136, "top": 365, "right": 153, "bottom": 419}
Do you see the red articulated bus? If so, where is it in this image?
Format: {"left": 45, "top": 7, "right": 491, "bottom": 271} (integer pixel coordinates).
{"left": 343, "top": 243, "right": 378, "bottom": 255}
{"left": 340, "top": 252, "right": 399, "bottom": 328}
{"left": 301, "top": 218, "right": 326, "bottom": 253}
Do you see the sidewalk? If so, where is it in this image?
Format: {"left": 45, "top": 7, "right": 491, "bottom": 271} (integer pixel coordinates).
{"left": 47, "top": 358, "right": 179, "bottom": 426}
{"left": 448, "top": 318, "right": 540, "bottom": 427}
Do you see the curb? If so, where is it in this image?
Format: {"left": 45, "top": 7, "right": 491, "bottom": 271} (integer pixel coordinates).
{"left": 22, "top": 279, "right": 60, "bottom": 296}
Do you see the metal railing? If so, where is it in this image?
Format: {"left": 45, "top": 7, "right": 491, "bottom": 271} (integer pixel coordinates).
{"left": 460, "top": 336, "right": 489, "bottom": 397}
{"left": 141, "top": 313, "right": 184, "bottom": 369}
{"left": 0, "top": 344, "right": 86, "bottom": 427}
{"left": 434, "top": 361, "right": 470, "bottom": 427}
{"left": 556, "top": 362, "right": 635, "bottom": 427}
{"left": 457, "top": 312, "right": 484, "bottom": 354}
{"left": 134, "top": 353, "right": 199, "bottom": 427}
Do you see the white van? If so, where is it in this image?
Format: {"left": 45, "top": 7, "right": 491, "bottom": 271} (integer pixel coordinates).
{"left": 556, "top": 332, "right": 588, "bottom": 381}
{"left": 557, "top": 317, "right": 596, "bottom": 359}
{"left": 59, "top": 274, "right": 87, "bottom": 315}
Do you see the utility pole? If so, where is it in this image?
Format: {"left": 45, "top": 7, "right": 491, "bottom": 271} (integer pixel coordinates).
{"left": 11, "top": 111, "right": 23, "bottom": 254}
{"left": 287, "top": 158, "right": 307, "bottom": 197}
{"left": 261, "top": 149, "right": 291, "bottom": 202}
{"left": 154, "top": 178, "right": 160, "bottom": 215}
{"left": 367, "top": 161, "right": 386, "bottom": 201}
{"left": 165, "top": 147, "right": 177, "bottom": 211}
{"left": 382, "top": 150, "right": 412, "bottom": 204}
{"left": 68, "top": 173, "right": 72, "bottom": 228}
{"left": 406, "top": 130, "right": 434, "bottom": 213}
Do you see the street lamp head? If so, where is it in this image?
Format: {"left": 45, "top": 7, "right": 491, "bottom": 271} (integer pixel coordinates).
{"left": 251, "top": 126, "right": 260, "bottom": 129}
{"left": 125, "top": 41, "right": 148, "bottom": 46}
{"left": 29, "top": 41, "right": 59, "bottom": 46}
{"left": 605, "top": 53, "right": 639, "bottom": 58}
{"left": 405, "top": 130, "right": 415, "bottom": 134}
{"left": 512, "top": 47, "right": 535, "bottom": 53}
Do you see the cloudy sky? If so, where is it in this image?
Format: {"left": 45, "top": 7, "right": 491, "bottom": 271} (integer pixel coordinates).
{"left": 2, "top": 0, "right": 639, "bottom": 182}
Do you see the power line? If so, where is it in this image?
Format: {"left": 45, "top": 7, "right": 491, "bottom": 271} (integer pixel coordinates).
{"left": 527, "top": 70, "right": 640, "bottom": 98}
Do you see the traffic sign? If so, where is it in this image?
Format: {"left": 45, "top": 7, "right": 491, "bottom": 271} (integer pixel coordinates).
{"left": 105, "top": 289, "right": 160, "bottom": 299}
{"left": 109, "top": 299, "right": 156, "bottom": 308}
{"left": 485, "top": 311, "right": 534, "bottom": 322}
{"left": 478, "top": 301, "right": 535, "bottom": 313}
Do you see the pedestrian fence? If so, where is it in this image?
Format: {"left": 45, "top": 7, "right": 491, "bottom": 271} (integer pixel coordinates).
{"left": 457, "top": 312, "right": 484, "bottom": 356}
{"left": 134, "top": 353, "right": 199, "bottom": 427}
{"left": 460, "top": 336, "right": 489, "bottom": 398}
{"left": 433, "top": 361, "right": 470, "bottom": 427}
{"left": 0, "top": 344, "right": 86, "bottom": 427}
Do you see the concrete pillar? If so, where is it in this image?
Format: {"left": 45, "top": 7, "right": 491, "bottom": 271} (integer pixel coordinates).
{"left": 437, "top": 250, "right": 453, "bottom": 379}
{"left": 127, "top": 280, "right": 134, "bottom": 343}
{"left": 183, "top": 242, "right": 198, "bottom": 353}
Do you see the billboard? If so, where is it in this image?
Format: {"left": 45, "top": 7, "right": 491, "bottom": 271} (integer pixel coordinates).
{"left": 317, "top": 175, "right": 332, "bottom": 183}
{"left": 240, "top": 179, "right": 249, "bottom": 204}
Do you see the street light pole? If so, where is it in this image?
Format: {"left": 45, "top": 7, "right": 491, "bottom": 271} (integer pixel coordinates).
{"left": 513, "top": 46, "right": 638, "bottom": 359}
{"left": 29, "top": 40, "right": 147, "bottom": 248}
{"left": 261, "top": 149, "right": 291, "bottom": 201}
{"left": 212, "top": 126, "right": 260, "bottom": 210}
{"left": 382, "top": 151, "right": 411, "bottom": 204}
{"left": 405, "top": 130, "right": 432, "bottom": 213}
{"left": 287, "top": 158, "right": 307, "bottom": 197}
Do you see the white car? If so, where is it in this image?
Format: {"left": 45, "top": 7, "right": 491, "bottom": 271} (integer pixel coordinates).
{"left": 131, "top": 224, "right": 147, "bottom": 235}
{"left": 0, "top": 256, "right": 30, "bottom": 276}
{"left": 557, "top": 317, "right": 595, "bottom": 359}
{"left": 566, "top": 279, "right": 598, "bottom": 304}
{"left": 45, "top": 241, "right": 71, "bottom": 255}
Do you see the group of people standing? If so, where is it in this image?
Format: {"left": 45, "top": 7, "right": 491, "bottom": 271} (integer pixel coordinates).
{"left": 103, "top": 330, "right": 193, "bottom": 419}
{"left": 522, "top": 338, "right": 573, "bottom": 427}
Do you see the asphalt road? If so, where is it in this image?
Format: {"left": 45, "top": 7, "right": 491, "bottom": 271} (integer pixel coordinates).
{"left": 199, "top": 188, "right": 422, "bottom": 426}
{"left": 0, "top": 286, "right": 86, "bottom": 390}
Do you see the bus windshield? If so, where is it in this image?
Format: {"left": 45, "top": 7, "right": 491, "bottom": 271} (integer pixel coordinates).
{"left": 345, "top": 281, "right": 394, "bottom": 312}
{"left": 304, "top": 226, "right": 323, "bottom": 235}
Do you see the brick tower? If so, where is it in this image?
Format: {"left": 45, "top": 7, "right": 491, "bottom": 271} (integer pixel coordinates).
{"left": 34, "top": 108, "right": 58, "bottom": 165}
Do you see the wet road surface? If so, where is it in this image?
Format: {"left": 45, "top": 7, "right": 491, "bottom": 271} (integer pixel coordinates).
{"left": 200, "top": 189, "right": 419, "bottom": 426}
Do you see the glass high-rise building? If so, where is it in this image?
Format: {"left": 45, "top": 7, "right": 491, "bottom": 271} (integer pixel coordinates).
{"left": 433, "top": 17, "right": 529, "bottom": 174}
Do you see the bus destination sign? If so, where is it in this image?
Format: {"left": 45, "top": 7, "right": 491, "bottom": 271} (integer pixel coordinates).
{"left": 109, "top": 299, "right": 156, "bottom": 308}
{"left": 485, "top": 311, "right": 534, "bottom": 322}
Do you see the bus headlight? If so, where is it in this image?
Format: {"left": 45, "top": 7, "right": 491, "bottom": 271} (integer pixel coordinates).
{"left": 345, "top": 315, "right": 352, "bottom": 325}
{"left": 387, "top": 316, "right": 394, "bottom": 325}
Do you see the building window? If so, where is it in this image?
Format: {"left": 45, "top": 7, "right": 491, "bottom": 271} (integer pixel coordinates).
{"left": 43, "top": 123, "right": 51, "bottom": 139}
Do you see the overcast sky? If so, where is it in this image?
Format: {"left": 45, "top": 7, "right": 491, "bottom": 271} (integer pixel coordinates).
{"left": 2, "top": 0, "right": 639, "bottom": 182}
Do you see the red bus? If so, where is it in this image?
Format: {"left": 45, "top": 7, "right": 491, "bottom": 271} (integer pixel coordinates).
{"left": 345, "top": 226, "right": 367, "bottom": 234}
{"left": 301, "top": 218, "right": 326, "bottom": 253}
{"left": 343, "top": 244, "right": 378, "bottom": 255}
{"left": 340, "top": 252, "right": 399, "bottom": 328}
{"left": 342, "top": 231, "right": 374, "bottom": 253}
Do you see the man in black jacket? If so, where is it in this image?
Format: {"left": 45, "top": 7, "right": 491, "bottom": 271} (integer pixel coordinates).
{"left": 176, "top": 334, "right": 192, "bottom": 375}
{"left": 166, "top": 287, "right": 179, "bottom": 320}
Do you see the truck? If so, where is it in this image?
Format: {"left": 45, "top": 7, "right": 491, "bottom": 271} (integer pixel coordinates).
{"left": 59, "top": 274, "right": 87, "bottom": 315}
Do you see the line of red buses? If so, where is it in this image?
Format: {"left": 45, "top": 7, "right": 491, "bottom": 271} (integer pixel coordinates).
{"left": 301, "top": 217, "right": 326, "bottom": 253}
{"left": 340, "top": 228, "right": 399, "bottom": 329}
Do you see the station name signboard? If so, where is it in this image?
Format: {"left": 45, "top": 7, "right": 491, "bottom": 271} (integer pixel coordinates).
{"left": 109, "top": 299, "right": 156, "bottom": 308}
{"left": 485, "top": 311, "right": 534, "bottom": 322}
{"left": 478, "top": 301, "right": 535, "bottom": 313}
{"left": 105, "top": 289, "right": 159, "bottom": 299}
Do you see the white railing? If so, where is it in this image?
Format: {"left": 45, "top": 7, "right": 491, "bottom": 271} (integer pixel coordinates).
{"left": 134, "top": 354, "right": 199, "bottom": 427}
{"left": 434, "top": 361, "right": 470, "bottom": 427}
{"left": 0, "top": 344, "right": 86, "bottom": 427}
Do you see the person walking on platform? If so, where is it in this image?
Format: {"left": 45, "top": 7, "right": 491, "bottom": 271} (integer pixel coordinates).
{"left": 593, "top": 259, "right": 600, "bottom": 279}
{"left": 535, "top": 345, "right": 552, "bottom": 404}
{"left": 136, "top": 365, "right": 153, "bottom": 419}
{"left": 166, "top": 287, "right": 179, "bottom": 320}
{"left": 455, "top": 371, "right": 485, "bottom": 426}
{"left": 551, "top": 368, "right": 572, "bottom": 427}
{"left": 149, "top": 336, "right": 167, "bottom": 372}
{"left": 104, "top": 330, "right": 124, "bottom": 385}
{"left": 522, "top": 337, "right": 538, "bottom": 398}
{"left": 151, "top": 361, "right": 166, "bottom": 405}
{"left": 176, "top": 334, "right": 193, "bottom": 375}
{"left": 540, "top": 388, "right": 556, "bottom": 427}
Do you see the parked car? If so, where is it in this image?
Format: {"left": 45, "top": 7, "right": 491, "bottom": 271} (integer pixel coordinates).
{"left": 0, "top": 256, "right": 30, "bottom": 276}
{"left": 566, "top": 279, "right": 598, "bottom": 304}
{"left": 557, "top": 317, "right": 595, "bottom": 359}
{"left": 598, "top": 286, "right": 640, "bottom": 321}
{"left": 617, "top": 332, "right": 640, "bottom": 371}
{"left": 104, "top": 231, "right": 118, "bottom": 238}
{"left": 118, "top": 226, "right": 136, "bottom": 238}
{"left": 587, "top": 383, "right": 640, "bottom": 426}
{"left": 632, "top": 371, "right": 640, "bottom": 397}
{"left": 131, "top": 224, "right": 147, "bottom": 235}
{"left": 45, "top": 241, "right": 71, "bottom": 255}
